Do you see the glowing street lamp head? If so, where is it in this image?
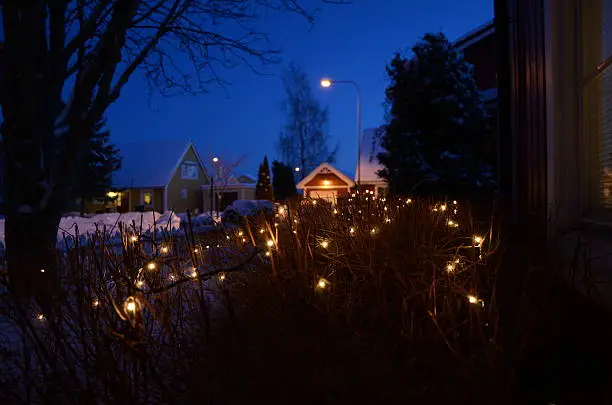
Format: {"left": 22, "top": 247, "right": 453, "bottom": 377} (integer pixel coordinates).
{"left": 294, "top": 167, "right": 300, "bottom": 172}
{"left": 212, "top": 157, "right": 219, "bottom": 163}
{"left": 320, "top": 78, "right": 332, "bottom": 88}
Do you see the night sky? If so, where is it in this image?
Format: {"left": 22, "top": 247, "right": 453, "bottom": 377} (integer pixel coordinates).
{"left": 107, "top": 0, "right": 493, "bottom": 177}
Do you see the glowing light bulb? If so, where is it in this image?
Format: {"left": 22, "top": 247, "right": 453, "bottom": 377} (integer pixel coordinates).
{"left": 36, "top": 313, "right": 45, "bottom": 321}
{"left": 136, "top": 280, "right": 144, "bottom": 288}
{"left": 265, "top": 251, "right": 271, "bottom": 257}
{"left": 440, "top": 204, "right": 447, "bottom": 211}
{"left": 40, "top": 268, "right": 45, "bottom": 273}
{"left": 473, "top": 235, "right": 483, "bottom": 246}
{"left": 385, "top": 217, "right": 391, "bottom": 223}
{"left": 92, "top": 299, "right": 100, "bottom": 307}
{"left": 333, "top": 209, "right": 338, "bottom": 214}
{"left": 238, "top": 231, "right": 244, "bottom": 236}
{"left": 316, "top": 278, "right": 329, "bottom": 289}
{"left": 349, "top": 227, "right": 355, "bottom": 235}
{"left": 446, "top": 263, "right": 455, "bottom": 273}
{"left": 370, "top": 227, "right": 378, "bottom": 236}
{"left": 320, "top": 240, "right": 329, "bottom": 249}
{"left": 194, "top": 248, "right": 199, "bottom": 253}
{"left": 161, "top": 246, "right": 168, "bottom": 253}
{"left": 188, "top": 267, "right": 198, "bottom": 278}
{"left": 406, "top": 199, "right": 412, "bottom": 204}
{"left": 278, "top": 207, "right": 285, "bottom": 214}
{"left": 125, "top": 297, "right": 137, "bottom": 313}
{"left": 218, "top": 273, "right": 226, "bottom": 281}
{"left": 147, "top": 262, "right": 156, "bottom": 270}
{"left": 226, "top": 235, "right": 230, "bottom": 240}
{"left": 323, "top": 180, "right": 331, "bottom": 186}
{"left": 168, "top": 274, "right": 177, "bottom": 281}
{"left": 384, "top": 206, "right": 388, "bottom": 211}
{"left": 130, "top": 236, "right": 138, "bottom": 242}
{"left": 259, "top": 228, "right": 265, "bottom": 234}
{"left": 453, "top": 200, "right": 458, "bottom": 205}
{"left": 467, "top": 295, "right": 478, "bottom": 304}
{"left": 312, "top": 200, "right": 317, "bottom": 205}
{"left": 266, "top": 240, "right": 274, "bottom": 247}
{"left": 447, "top": 220, "right": 459, "bottom": 228}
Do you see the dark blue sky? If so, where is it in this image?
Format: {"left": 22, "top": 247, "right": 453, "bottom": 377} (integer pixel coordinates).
{"left": 107, "top": 0, "right": 493, "bottom": 177}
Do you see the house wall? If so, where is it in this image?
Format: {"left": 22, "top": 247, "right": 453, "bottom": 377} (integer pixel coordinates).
{"left": 305, "top": 188, "right": 350, "bottom": 198}
{"left": 462, "top": 32, "right": 498, "bottom": 91}
{"left": 202, "top": 186, "right": 256, "bottom": 213}
{"left": 304, "top": 173, "right": 349, "bottom": 188}
{"left": 166, "top": 145, "right": 208, "bottom": 213}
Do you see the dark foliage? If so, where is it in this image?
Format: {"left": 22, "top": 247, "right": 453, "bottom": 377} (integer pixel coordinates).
{"left": 378, "top": 33, "right": 496, "bottom": 197}
{"left": 272, "top": 160, "right": 297, "bottom": 200}
{"left": 255, "top": 156, "right": 274, "bottom": 200}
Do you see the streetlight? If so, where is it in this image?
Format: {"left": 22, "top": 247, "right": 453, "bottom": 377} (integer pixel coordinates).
{"left": 212, "top": 156, "right": 219, "bottom": 163}
{"left": 210, "top": 157, "right": 220, "bottom": 218}
{"left": 320, "top": 77, "right": 362, "bottom": 192}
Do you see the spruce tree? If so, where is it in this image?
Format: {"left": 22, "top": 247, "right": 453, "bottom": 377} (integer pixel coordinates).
{"left": 377, "top": 32, "right": 495, "bottom": 197}
{"left": 255, "top": 156, "right": 274, "bottom": 200}
{"left": 272, "top": 160, "right": 297, "bottom": 200}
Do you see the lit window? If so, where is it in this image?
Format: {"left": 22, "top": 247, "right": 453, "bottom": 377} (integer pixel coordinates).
{"left": 143, "top": 193, "right": 152, "bottom": 205}
{"left": 181, "top": 163, "right": 199, "bottom": 180}
{"left": 181, "top": 189, "right": 188, "bottom": 199}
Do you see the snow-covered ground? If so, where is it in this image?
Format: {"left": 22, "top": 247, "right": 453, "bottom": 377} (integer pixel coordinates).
{"left": 0, "top": 211, "right": 182, "bottom": 245}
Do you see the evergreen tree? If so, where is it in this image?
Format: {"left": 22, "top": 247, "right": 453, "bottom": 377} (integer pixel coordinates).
{"left": 255, "top": 156, "right": 274, "bottom": 200}
{"left": 277, "top": 63, "right": 339, "bottom": 177}
{"left": 272, "top": 160, "right": 297, "bottom": 200}
{"left": 72, "top": 118, "right": 122, "bottom": 210}
{"left": 378, "top": 32, "right": 495, "bottom": 197}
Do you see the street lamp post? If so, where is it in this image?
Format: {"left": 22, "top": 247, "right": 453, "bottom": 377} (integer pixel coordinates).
{"left": 320, "top": 78, "right": 362, "bottom": 193}
{"left": 211, "top": 157, "right": 220, "bottom": 218}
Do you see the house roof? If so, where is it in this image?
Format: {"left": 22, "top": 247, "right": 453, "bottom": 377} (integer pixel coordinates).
{"left": 297, "top": 162, "right": 355, "bottom": 189}
{"left": 453, "top": 20, "right": 495, "bottom": 50}
{"left": 355, "top": 128, "right": 387, "bottom": 183}
{"left": 112, "top": 139, "right": 207, "bottom": 188}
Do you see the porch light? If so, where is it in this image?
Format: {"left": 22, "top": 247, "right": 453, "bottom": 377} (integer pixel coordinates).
{"left": 323, "top": 180, "right": 331, "bottom": 186}
{"left": 106, "top": 191, "right": 118, "bottom": 198}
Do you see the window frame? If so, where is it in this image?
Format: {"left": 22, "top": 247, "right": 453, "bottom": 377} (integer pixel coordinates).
{"left": 181, "top": 162, "right": 199, "bottom": 180}
{"left": 141, "top": 190, "right": 154, "bottom": 206}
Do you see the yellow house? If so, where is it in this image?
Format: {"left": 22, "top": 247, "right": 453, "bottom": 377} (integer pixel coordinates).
{"left": 102, "top": 139, "right": 210, "bottom": 213}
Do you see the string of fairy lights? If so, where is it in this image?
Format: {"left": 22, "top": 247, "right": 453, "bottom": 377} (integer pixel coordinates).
{"left": 32, "top": 195, "right": 491, "bottom": 323}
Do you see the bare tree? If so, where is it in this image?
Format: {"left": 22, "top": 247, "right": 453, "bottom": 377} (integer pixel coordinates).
{"left": 207, "top": 154, "right": 247, "bottom": 218}
{"left": 277, "top": 63, "right": 339, "bottom": 178}
{"left": 0, "top": 0, "right": 345, "bottom": 302}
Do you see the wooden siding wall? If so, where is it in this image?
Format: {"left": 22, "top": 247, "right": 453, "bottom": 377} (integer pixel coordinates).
{"left": 495, "top": 0, "right": 548, "bottom": 235}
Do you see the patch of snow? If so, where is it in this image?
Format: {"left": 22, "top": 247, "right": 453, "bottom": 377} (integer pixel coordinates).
{"left": 440, "top": 151, "right": 461, "bottom": 160}
{"left": 18, "top": 205, "right": 32, "bottom": 214}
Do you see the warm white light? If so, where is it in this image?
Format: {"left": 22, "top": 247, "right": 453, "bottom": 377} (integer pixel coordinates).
{"left": 453, "top": 200, "right": 458, "bottom": 205}
{"left": 323, "top": 180, "right": 331, "bottom": 186}
{"left": 194, "top": 248, "right": 199, "bottom": 253}
{"left": 147, "top": 262, "right": 156, "bottom": 270}
{"left": 467, "top": 295, "right": 478, "bottom": 304}
{"left": 40, "top": 268, "right": 45, "bottom": 273}
{"left": 278, "top": 207, "right": 285, "bottom": 214}
{"left": 406, "top": 199, "right": 412, "bottom": 204}
{"left": 473, "top": 235, "right": 483, "bottom": 246}
{"left": 447, "top": 220, "right": 459, "bottom": 228}
{"left": 266, "top": 239, "right": 274, "bottom": 247}
{"left": 259, "top": 228, "right": 265, "bottom": 234}
{"left": 440, "top": 204, "right": 447, "bottom": 211}
{"left": 106, "top": 191, "right": 118, "bottom": 198}
{"left": 36, "top": 313, "right": 45, "bottom": 321}
{"left": 161, "top": 246, "right": 168, "bottom": 253}
{"left": 187, "top": 267, "right": 198, "bottom": 278}
{"left": 218, "top": 273, "right": 226, "bottom": 281}
{"left": 446, "top": 262, "right": 455, "bottom": 272}
{"left": 320, "top": 240, "right": 329, "bottom": 249}
{"left": 316, "top": 278, "right": 329, "bottom": 289}
{"left": 238, "top": 231, "right": 244, "bottom": 236}
{"left": 370, "top": 227, "right": 378, "bottom": 235}
{"left": 136, "top": 280, "right": 144, "bottom": 288}
{"left": 312, "top": 200, "right": 317, "bottom": 205}
{"left": 294, "top": 167, "right": 300, "bottom": 172}
{"left": 265, "top": 251, "right": 271, "bottom": 257}
{"left": 385, "top": 217, "right": 391, "bottom": 223}
{"left": 125, "top": 297, "right": 137, "bottom": 312}
{"left": 333, "top": 209, "right": 338, "bottom": 214}
{"left": 212, "top": 157, "right": 219, "bottom": 163}
{"left": 349, "top": 227, "right": 355, "bottom": 235}
{"left": 129, "top": 235, "right": 138, "bottom": 242}
{"left": 92, "top": 299, "right": 100, "bottom": 307}
{"left": 320, "top": 78, "right": 332, "bottom": 88}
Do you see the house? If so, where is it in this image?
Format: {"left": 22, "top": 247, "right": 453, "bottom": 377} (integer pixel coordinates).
{"left": 297, "top": 128, "right": 388, "bottom": 201}
{"left": 454, "top": 21, "right": 498, "bottom": 106}
{"left": 495, "top": 0, "right": 611, "bottom": 236}
{"left": 296, "top": 162, "right": 355, "bottom": 204}
{"left": 201, "top": 165, "right": 257, "bottom": 214}
{"left": 355, "top": 127, "right": 388, "bottom": 197}
{"left": 91, "top": 139, "right": 210, "bottom": 213}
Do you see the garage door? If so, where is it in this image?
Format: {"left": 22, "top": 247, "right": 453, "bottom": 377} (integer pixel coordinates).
{"left": 311, "top": 189, "right": 337, "bottom": 204}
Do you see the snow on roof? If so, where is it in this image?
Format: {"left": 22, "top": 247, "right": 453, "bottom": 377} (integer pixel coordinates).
{"left": 355, "top": 128, "right": 386, "bottom": 183}
{"left": 297, "top": 162, "right": 355, "bottom": 189}
{"left": 453, "top": 20, "right": 495, "bottom": 50}
{"left": 238, "top": 174, "right": 257, "bottom": 184}
{"left": 113, "top": 139, "right": 200, "bottom": 188}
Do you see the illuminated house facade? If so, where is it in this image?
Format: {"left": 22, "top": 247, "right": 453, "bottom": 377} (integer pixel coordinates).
{"left": 297, "top": 128, "right": 388, "bottom": 202}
